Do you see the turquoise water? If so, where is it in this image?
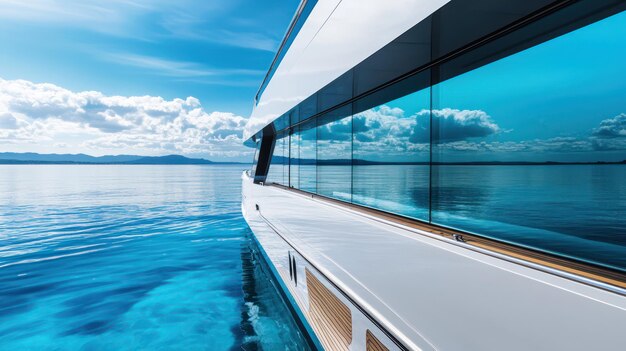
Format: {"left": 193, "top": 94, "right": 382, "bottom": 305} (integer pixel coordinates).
{"left": 0, "top": 165, "right": 312, "bottom": 350}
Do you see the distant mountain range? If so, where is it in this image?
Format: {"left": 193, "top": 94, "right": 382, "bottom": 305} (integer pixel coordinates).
{"left": 0, "top": 153, "right": 243, "bottom": 165}
{"left": 2, "top": 152, "right": 624, "bottom": 166}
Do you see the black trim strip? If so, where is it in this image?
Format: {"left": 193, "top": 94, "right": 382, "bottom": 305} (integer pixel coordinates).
{"left": 253, "top": 125, "right": 276, "bottom": 183}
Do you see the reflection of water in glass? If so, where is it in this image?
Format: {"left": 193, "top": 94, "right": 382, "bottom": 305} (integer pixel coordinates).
{"left": 0, "top": 165, "right": 311, "bottom": 350}
{"left": 432, "top": 165, "right": 626, "bottom": 271}
{"left": 353, "top": 165, "right": 430, "bottom": 220}
{"left": 318, "top": 165, "right": 351, "bottom": 199}
{"left": 295, "top": 164, "right": 626, "bottom": 272}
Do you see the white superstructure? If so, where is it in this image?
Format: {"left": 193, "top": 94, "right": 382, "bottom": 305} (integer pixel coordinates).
{"left": 243, "top": 0, "right": 626, "bottom": 349}
{"left": 244, "top": 0, "right": 450, "bottom": 141}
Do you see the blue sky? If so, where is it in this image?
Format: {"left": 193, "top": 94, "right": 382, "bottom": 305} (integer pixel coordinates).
{"left": 0, "top": 0, "right": 300, "bottom": 117}
{"left": 0, "top": 0, "right": 299, "bottom": 161}
{"left": 1, "top": 2, "right": 624, "bottom": 162}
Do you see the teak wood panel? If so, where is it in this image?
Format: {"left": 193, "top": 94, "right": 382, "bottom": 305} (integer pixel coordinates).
{"left": 306, "top": 268, "right": 352, "bottom": 351}
{"left": 366, "top": 329, "right": 389, "bottom": 351}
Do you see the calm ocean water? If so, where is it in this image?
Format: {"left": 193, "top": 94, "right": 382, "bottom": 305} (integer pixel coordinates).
{"left": 0, "top": 165, "right": 312, "bottom": 350}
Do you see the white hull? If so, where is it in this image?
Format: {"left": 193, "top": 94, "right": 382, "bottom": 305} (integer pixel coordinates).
{"left": 242, "top": 172, "right": 626, "bottom": 350}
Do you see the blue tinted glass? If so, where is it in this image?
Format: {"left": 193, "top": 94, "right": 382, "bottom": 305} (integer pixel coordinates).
{"left": 267, "top": 134, "right": 286, "bottom": 184}
{"left": 299, "top": 121, "right": 317, "bottom": 192}
{"left": 352, "top": 89, "right": 430, "bottom": 220}
{"left": 289, "top": 130, "right": 299, "bottom": 188}
{"left": 431, "top": 10, "right": 626, "bottom": 271}
{"left": 316, "top": 106, "right": 352, "bottom": 200}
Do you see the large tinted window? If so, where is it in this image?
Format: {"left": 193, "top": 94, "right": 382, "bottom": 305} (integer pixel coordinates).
{"left": 267, "top": 133, "right": 286, "bottom": 185}
{"left": 299, "top": 121, "right": 317, "bottom": 192}
{"left": 316, "top": 105, "right": 352, "bottom": 200}
{"left": 431, "top": 10, "right": 626, "bottom": 271}
{"left": 352, "top": 88, "right": 430, "bottom": 220}
{"left": 289, "top": 128, "right": 299, "bottom": 188}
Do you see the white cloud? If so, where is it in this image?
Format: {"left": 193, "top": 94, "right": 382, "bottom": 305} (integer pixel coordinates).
{"left": 101, "top": 53, "right": 265, "bottom": 78}
{"left": 209, "top": 30, "right": 278, "bottom": 52}
{"left": 0, "top": 78, "right": 251, "bottom": 160}
{"left": 0, "top": 112, "right": 19, "bottom": 129}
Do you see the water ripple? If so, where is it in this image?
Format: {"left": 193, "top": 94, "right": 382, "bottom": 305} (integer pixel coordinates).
{"left": 0, "top": 165, "right": 310, "bottom": 350}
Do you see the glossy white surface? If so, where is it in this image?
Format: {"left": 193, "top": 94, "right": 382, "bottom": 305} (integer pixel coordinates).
{"left": 241, "top": 174, "right": 626, "bottom": 351}
{"left": 244, "top": 0, "right": 451, "bottom": 141}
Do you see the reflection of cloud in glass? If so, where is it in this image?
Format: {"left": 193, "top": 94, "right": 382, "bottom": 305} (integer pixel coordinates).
{"left": 593, "top": 113, "right": 626, "bottom": 139}
{"left": 351, "top": 106, "right": 506, "bottom": 160}
{"left": 317, "top": 116, "right": 352, "bottom": 160}
{"left": 351, "top": 106, "right": 502, "bottom": 146}
{"left": 316, "top": 102, "right": 626, "bottom": 161}
{"left": 413, "top": 108, "right": 501, "bottom": 144}
{"left": 315, "top": 118, "right": 351, "bottom": 141}
{"left": 591, "top": 138, "right": 626, "bottom": 152}
{"left": 438, "top": 112, "right": 626, "bottom": 156}
{"left": 438, "top": 137, "right": 593, "bottom": 153}
{"left": 352, "top": 105, "right": 423, "bottom": 160}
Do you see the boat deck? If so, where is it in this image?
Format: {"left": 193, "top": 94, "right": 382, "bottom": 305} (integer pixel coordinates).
{"left": 242, "top": 174, "right": 626, "bottom": 350}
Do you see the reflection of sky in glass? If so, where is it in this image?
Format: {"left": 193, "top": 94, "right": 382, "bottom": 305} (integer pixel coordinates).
{"left": 299, "top": 122, "right": 316, "bottom": 192}
{"left": 317, "top": 116, "right": 352, "bottom": 198}
{"left": 266, "top": 135, "right": 287, "bottom": 185}
{"left": 317, "top": 116, "right": 352, "bottom": 161}
{"left": 435, "top": 10, "right": 626, "bottom": 162}
{"left": 354, "top": 89, "right": 430, "bottom": 162}
{"left": 347, "top": 10, "right": 626, "bottom": 163}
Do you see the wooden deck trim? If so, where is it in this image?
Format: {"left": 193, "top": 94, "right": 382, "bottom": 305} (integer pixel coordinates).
{"left": 367, "top": 329, "right": 390, "bottom": 351}
{"left": 270, "top": 183, "right": 626, "bottom": 292}
{"left": 306, "top": 268, "right": 352, "bottom": 351}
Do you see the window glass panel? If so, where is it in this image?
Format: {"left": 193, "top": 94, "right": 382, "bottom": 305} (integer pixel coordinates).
{"left": 267, "top": 134, "right": 286, "bottom": 185}
{"left": 299, "top": 121, "right": 317, "bottom": 192}
{"left": 352, "top": 89, "right": 430, "bottom": 220}
{"left": 289, "top": 129, "right": 299, "bottom": 188}
{"left": 316, "top": 105, "right": 352, "bottom": 200}
{"left": 281, "top": 135, "right": 288, "bottom": 183}
{"left": 431, "top": 10, "right": 626, "bottom": 272}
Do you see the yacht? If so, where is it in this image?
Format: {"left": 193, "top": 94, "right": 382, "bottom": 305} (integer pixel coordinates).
{"left": 242, "top": 0, "right": 626, "bottom": 350}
